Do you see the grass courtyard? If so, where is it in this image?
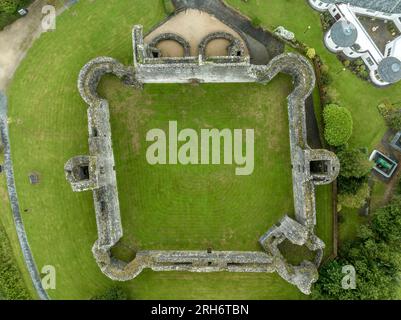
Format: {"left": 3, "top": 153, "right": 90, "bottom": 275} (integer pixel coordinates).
{"left": 0, "top": 0, "right": 337, "bottom": 300}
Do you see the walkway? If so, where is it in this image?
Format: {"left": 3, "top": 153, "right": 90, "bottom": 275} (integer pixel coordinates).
{"left": 0, "top": 92, "right": 49, "bottom": 300}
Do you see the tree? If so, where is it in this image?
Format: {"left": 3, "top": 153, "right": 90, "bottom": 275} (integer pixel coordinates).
{"left": 337, "top": 148, "right": 373, "bottom": 178}
{"left": 313, "top": 196, "right": 401, "bottom": 300}
{"left": 0, "top": 0, "right": 18, "bottom": 14}
{"left": 91, "top": 286, "right": 128, "bottom": 300}
{"left": 323, "top": 104, "right": 353, "bottom": 146}
{"left": 338, "top": 182, "right": 370, "bottom": 209}
{"left": 312, "top": 259, "right": 353, "bottom": 300}
{"left": 378, "top": 101, "right": 401, "bottom": 131}
{"left": 338, "top": 175, "right": 368, "bottom": 195}
{"left": 370, "top": 196, "right": 401, "bottom": 244}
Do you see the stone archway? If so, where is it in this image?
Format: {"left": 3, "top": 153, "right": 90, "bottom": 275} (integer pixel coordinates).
{"left": 148, "top": 33, "right": 191, "bottom": 57}
{"left": 198, "top": 32, "right": 245, "bottom": 57}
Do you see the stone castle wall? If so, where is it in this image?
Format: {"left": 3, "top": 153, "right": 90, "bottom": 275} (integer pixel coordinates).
{"left": 65, "top": 24, "right": 340, "bottom": 295}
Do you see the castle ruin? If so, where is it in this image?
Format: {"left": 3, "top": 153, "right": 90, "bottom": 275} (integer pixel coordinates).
{"left": 65, "top": 17, "right": 339, "bottom": 295}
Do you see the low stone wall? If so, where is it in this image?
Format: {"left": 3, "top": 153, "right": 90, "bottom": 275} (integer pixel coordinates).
{"left": 198, "top": 31, "right": 245, "bottom": 58}
{"left": 65, "top": 25, "right": 340, "bottom": 295}
{"left": 148, "top": 32, "right": 191, "bottom": 57}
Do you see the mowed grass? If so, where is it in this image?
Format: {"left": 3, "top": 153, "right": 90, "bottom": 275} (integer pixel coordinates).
{"left": 100, "top": 76, "right": 295, "bottom": 253}
{"left": 3, "top": 0, "right": 332, "bottom": 299}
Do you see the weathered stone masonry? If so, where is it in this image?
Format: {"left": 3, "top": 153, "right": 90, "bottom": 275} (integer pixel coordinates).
{"left": 66, "top": 24, "right": 339, "bottom": 295}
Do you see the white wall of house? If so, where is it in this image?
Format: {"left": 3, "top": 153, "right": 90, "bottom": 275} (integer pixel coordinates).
{"left": 309, "top": 0, "right": 401, "bottom": 86}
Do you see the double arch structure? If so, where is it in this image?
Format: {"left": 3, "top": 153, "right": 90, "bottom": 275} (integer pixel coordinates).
{"left": 65, "top": 25, "right": 339, "bottom": 295}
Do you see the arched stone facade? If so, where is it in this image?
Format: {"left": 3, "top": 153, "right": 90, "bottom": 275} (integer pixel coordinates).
{"left": 148, "top": 32, "right": 191, "bottom": 57}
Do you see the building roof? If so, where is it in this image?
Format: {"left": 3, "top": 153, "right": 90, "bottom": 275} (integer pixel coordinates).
{"left": 330, "top": 20, "right": 358, "bottom": 47}
{"left": 378, "top": 57, "right": 401, "bottom": 83}
{"left": 316, "top": 0, "right": 401, "bottom": 14}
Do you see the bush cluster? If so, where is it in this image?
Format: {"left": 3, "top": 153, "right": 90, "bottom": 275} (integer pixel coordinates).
{"left": 162, "top": 0, "right": 175, "bottom": 15}
{"left": 323, "top": 104, "right": 353, "bottom": 147}
{"left": 0, "top": 225, "right": 31, "bottom": 299}
{"left": 91, "top": 286, "right": 128, "bottom": 300}
{"left": 337, "top": 148, "right": 373, "bottom": 209}
{"left": 313, "top": 196, "right": 401, "bottom": 299}
{"left": 378, "top": 100, "right": 401, "bottom": 131}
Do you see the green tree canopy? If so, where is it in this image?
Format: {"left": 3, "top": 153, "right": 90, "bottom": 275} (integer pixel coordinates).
{"left": 91, "top": 286, "right": 128, "bottom": 300}
{"left": 313, "top": 196, "right": 401, "bottom": 300}
{"left": 338, "top": 182, "right": 370, "bottom": 209}
{"left": 323, "top": 104, "right": 353, "bottom": 146}
{"left": 337, "top": 148, "right": 373, "bottom": 178}
{"left": 0, "top": 0, "right": 18, "bottom": 14}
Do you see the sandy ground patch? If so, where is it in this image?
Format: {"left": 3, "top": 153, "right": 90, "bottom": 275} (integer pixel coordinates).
{"left": 145, "top": 9, "right": 248, "bottom": 57}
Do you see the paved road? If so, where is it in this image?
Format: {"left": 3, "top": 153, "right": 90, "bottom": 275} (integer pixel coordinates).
{"left": 0, "top": 92, "right": 49, "bottom": 300}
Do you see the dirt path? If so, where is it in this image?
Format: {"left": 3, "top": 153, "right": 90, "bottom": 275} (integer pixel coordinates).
{"left": 0, "top": 0, "right": 76, "bottom": 91}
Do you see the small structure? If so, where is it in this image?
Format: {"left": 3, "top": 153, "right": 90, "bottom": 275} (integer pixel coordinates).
{"left": 17, "top": 8, "right": 29, "bottom": 16}
{"left": 274, "top": 26, "right": 295, "bottom": 41}
{"left": 390, "top": 131, "right": 401, "bottom": 153}
{"left": 29, "top": 172, "right": 39, "bottom": 185}
{"left": 369, "top": 150, "right": 398, "bottom": 178}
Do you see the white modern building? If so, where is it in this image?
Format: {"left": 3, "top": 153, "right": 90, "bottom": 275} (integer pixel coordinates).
{"left": 309, "top": 0, "right": 401, "bottom": 86}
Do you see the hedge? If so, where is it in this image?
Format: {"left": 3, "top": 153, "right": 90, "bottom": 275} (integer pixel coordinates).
{"left": 323, "top": 104, "right": 353, "bottom": 146}
{"left": 162, "top": 0, "right": 175, "bottom": 15}
{"left": 0, "top": 225, "right": 31, "bottom": 299}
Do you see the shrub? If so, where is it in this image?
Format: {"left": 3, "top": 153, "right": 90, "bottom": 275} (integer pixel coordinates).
{"left": 91, "top": 286, "right": 128, "bottom": 300}
{"left": 338, "top": 175, "right": 368, "bottom": 195}
{"left": 162, "top": 0, "right": 175, "bottom": 15}
{"left": 251, "top": 16, "right": 262, "bottom": 28}
{"left": 337, "top": 148, "right": 373, "bottom": 178}
{"left": 0, "top": 0, "right": 18, "bottom": 14}
{"left": 306, "top": 48, "right": 316, "bottom": 59}
{"left": 0, "top": 225, "right": 31, "bottom": 299}
{"left": 378, "top": 100, "right": 401, "bottom": 131}
{"left": 323, "top": 104, "right": 353, "bottom": 146}
{"left": 338, "top": 182, "right": 370, "bottom": 208}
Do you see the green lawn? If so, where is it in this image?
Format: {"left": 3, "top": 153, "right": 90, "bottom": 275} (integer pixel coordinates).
{"left": 100, "top": 76, "right": 298, "bottom": 253}
{"left": 1, "top": 0, "right": 333, "bottom": 299}
{"left": 0, "top": 154, "right": 36, "bottom": 299}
